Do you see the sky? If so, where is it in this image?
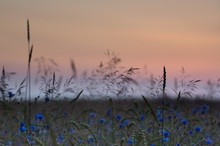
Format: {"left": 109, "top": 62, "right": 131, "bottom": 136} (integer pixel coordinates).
{"left": 0, "top": 1, "right": 220, "bottom": 96}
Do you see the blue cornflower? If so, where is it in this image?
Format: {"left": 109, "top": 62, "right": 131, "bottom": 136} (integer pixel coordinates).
{"left": 57, "top": 135, "right": 64, "bottom": 144}
{"left": 58, "top": 135, "right": 64, "bottom": 140}
{"left": 30, "top": 125, "right": 36, "bottom": 131}
{"left": 116, "top": 115, "right": 122, "bottom": 120}
{"left": 139, "top": 115, "right": 145, "bottom": 120}
{"left": 123, "top": 119, "right": 129, "bottom": 125}
{"left": 159, "top": 117, "right": 164, "bottom": 122}
{"left": 89, "top": 112, "right": 96, "bottom": 118}
{"left": 18, "top": 122, "right": 26, "bottom": 132}
{"left": 203, "top": 104, "right": 209, "bottom": 111}
{"left": 6, "top": 141, "right": 12, "bottom": 146}
{"left": 107, "top": 109, "right": 112, "bottom": 117}
{"left": 149, "top": 144, "right": 155, "bottom": 146}
{"left": 19, "top": 126, "right": 26, "bottom": 132}
{"left": 206, "top": 139, "right": 213, "bottom": 145}
{"left": 201, "top": 110, "right": 206, "bottom": 114}
{"left": 35, "top": 112, "right": 44, "bottom": 121}
{"left": 69, "top": 128, "right": 74, "bottom": 133}
{"left": 162, "top": 137, "right": 169, "bottom": 142}
{"left": 45, "top": 96, "right": 50, "bottom": 102}
{"left": 89, "top": 137, "right": 94, "bottom": 142}
{"left": 20, "top": 122, "right": 25, "bottom": 127}
{"left": 27, "top": 135, "right": 31, "bottom": 140}
{"left": 176, "top": 144, "right": 180, "bottom": 146}
{"left": 8, "top": 91, "right": 15, "bottom": 98}
{"left": 127, "top": 139, "right": 133, "bottom": 144}
{"left": 182, "top": 118, "right": 188, "bottom": 125}
{"left": 163, "top": 131, "right": 170, "bottom": 137}
{"left": 99, "top": 118, "right": 105, "bottom": 123}
{"left": 146, "top": 127, "right": 151, "bottom": 132}
{"left": 168, "top": 115, "right": 172, "bottom": 120}
{"left": 195, "top": 126, "right": 202, "bottom": 132}
{"left": 189, "top": 130, "right": 194, "bottom": 135}
{"left": 78, "top": 139, "right": 83, "bottom": 143}
{"left": 160, "top": 130, "right": 169, "bottom": 137}
{"left": 193, "top": 109, "right": 198, "bottom": 114}
{"left": 127, "top": 139, "right": 136, "bottom": 144}
{"left": 119, "top": 122, "right": 123, "bottom": 128}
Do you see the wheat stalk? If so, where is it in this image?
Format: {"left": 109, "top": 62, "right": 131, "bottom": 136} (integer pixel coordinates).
{"left": 25, "top": 19, "right": 33, "bottom": 130}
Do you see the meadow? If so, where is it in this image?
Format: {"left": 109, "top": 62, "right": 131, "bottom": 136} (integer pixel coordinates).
{"left": 0, "top": 20, "right": 220, "bottom": 146}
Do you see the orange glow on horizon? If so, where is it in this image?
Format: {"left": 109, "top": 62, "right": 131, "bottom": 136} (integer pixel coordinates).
{"left": 0, "top": 0, "right": 220, "bottom": 84}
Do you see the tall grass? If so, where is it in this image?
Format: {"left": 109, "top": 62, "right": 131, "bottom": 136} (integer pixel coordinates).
{"left": 24, "top": 19, "right": 34, "bottom": 130}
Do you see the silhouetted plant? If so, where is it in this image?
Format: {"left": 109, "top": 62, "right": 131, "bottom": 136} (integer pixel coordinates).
{"left": 173, "top": 67, "right": 201, "bottom": 99}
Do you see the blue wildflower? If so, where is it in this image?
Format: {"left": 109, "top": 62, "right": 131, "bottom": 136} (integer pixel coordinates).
{"left": 19, "top": 126, "right": 26, "bottom": 132}
{"left": 193, "top": 109, "right": 198, "bottom": 114}
{"left": 159, "top": 117, "right": 164, "bottom": 122}
{"left": 201, "top": 110, "right": 206, "bottom": 114}
{"left": 89, "top": 112, "right": 96, "bottom": 118}
{"left": 58, "top": 135, "right": 64, "bottom": 140}
{"left": 78, "top": 139, "right": 83, "bottom": 143}
{"left": 57, "top": 135, "right": 64, "bottom": 144}
{"left": 6, "top": 141, "right": 12, "bottom": 146}
{"left": 163, "top": 131, "right": 170, "bottom": 137}
{"left": 203, "top": 104, "right": 209, "bottom": 111}
{"left": 182, "top": 118, "right": 188, "bottom": 125}
{"left": 147, "top": 127, "right": 151, "bottom": 132}
{"left": 99, "top": 118, "right": 105, "bottom": 123}
{"left": 139, "top": 115, "right": 145, "bottom": 120}
{"left": 35, "top": 112, "right": 44, "bottom": 121}
{"left": 7, "top": 91, "right": 15, "bottom": 98}
{"left": 123, "top": 119, "right": 129, "bottom": 125}
{"left": 116, "top": 115, "right": 122, "bottom": 120}
{"left": 107, "top": 109, "right": 112, "bottom": 117}
{"left": 168, "top": 115, "right": 172, "bottom": 120}
{"left": 127, "top": 139, "right": 133, "bottom": 144}
{"left": 206, "top": 139, "right": 213, "bottom": 145}
{"left": 195, "top": 126, "right": 202, "bottom": 132}
{"left": 45, "top": 96, "right": 50, "bottom": 102}
{"left": 162, "top": 137, "right": 169, "bottom": 142}
{"left": 20, "top": 122, "right": 25, "bottom": 127}
{"left": 18, "top": 122, "right": 26, "bottom": 132}
{"left": 89, "top": 137, "right": 94, "bottom": 142}
{"left": 149, "top": 144, "right": 155, "bottom": 146}
{"left": 30, "top": 125, "right": 36, "bottom": 131}
{"left": 127, "top": 139, "right": 136, "bottom": 144}
{"left": 69, "top": 128, "right": 74, "bottom": 133}
{"left": 189, "top": 130, "right": 194, "bottom": 135}
{"left": 160, "top": 130, "right": 169, "bottom": 137}
{"left": 119, "top": 122, "right": 123, "bottom": 128}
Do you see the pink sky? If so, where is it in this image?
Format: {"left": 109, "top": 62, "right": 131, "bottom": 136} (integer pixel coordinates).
{"left": 1, "top": 0, "right": 220, "bottom": 90}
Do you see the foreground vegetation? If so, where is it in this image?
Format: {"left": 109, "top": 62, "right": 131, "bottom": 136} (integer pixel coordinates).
{"left": 0, "top": 98, "right": 220, "bottom": 145}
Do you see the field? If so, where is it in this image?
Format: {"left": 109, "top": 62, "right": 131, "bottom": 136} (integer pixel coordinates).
{"left": 0, "top": 97, "right": 220, "bottom": 145}
{"left": 0, "top": 20, "right": 220, "bottom": 146}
